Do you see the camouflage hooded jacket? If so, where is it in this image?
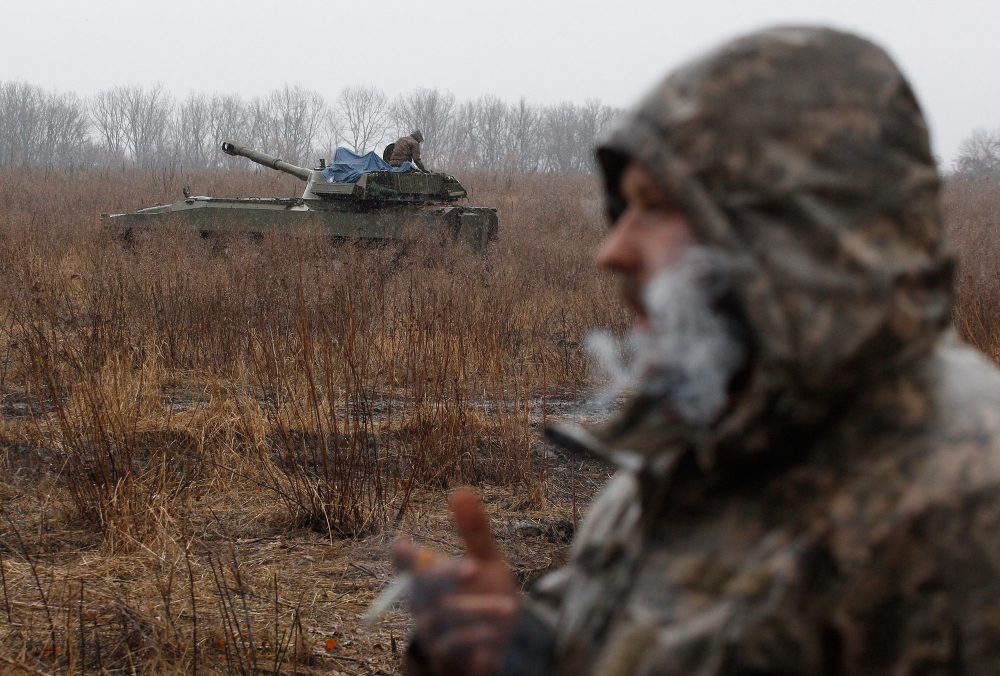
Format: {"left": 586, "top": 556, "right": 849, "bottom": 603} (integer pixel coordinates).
{"left": 390, "top": 134, "right": 424, "bottom": 169}
{"left": 511, "top": 27, "right": 1000, "bottom": 675}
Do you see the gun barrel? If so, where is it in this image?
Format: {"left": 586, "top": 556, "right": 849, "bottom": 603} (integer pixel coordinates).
{"left": 221, "top": 140, "right": 312, "bottom": 182}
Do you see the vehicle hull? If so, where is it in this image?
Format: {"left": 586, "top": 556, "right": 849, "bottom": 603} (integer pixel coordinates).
{"left": 104, "top": 197, "right": 499, "bottom": 252}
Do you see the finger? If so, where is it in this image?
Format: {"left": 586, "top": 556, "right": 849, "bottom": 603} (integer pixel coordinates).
{"left": 450, "top": 488, "right": 500, "bottom": 562}
{"left": 431, "top": 624, "right": 510, "bottom": 676}
{"left": 408, "top": 565, "right": 463, "bottom": 611}
{"left": 416, "top": 598, "right": 517, "bottom": 640}
{"left": 441, "top": 593, "right": 520, "bottom": 618}
{"left": 422, "top": 613, "right": 515, "bottom": 652}
{"left": 392, "top": 536, "right": 417, "bottom": 572}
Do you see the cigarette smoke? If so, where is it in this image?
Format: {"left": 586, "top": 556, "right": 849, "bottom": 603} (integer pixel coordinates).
{"left": 585, "top": 247, "right": 747, "bottom": 428}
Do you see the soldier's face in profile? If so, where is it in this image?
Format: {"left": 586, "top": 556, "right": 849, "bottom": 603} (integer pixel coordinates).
{"left": 588, "top": 161, "right": 743, "bottom": 424}
{"left": 596, "top": 162, "right": 698, "bottom": 326}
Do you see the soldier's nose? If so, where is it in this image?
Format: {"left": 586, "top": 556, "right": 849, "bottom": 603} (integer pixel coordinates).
{"left": 596, "top": 224, "right": 639, "bottom": 273}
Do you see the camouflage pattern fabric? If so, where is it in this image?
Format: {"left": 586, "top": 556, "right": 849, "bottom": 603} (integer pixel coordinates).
{"left": 523, "top": 26, "right": 1000, "bottom": 674}
{"left": 390, "top": 133, "right": 426, "bottom": 170}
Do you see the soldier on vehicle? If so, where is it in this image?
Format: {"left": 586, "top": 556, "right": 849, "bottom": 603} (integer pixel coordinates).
{"left": 390, "top": 129, "right": 428, "bottom": 171}
{"left": 393, "top": 26, "right": 1000, "bottom": 675}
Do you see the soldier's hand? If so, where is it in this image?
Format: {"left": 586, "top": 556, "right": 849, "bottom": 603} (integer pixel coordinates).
{"left": 394, "top": 488, "right": 520, "bottom": 676}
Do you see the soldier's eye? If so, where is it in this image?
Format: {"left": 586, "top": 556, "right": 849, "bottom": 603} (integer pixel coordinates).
{"left": 639, "top": 187, "right": 676, "bottom": 212}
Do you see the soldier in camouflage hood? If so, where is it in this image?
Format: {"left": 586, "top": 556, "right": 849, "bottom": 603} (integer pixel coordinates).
{"left": 395, "top": 26, "right": 1000, "bottom": 674}
{"left": 390, "top": 130, "right": 428, "bottom": 171}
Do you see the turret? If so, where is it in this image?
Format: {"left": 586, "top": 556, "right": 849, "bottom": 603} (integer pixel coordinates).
{"left": 220, "top": 139, "right": 469, "bottom": 203}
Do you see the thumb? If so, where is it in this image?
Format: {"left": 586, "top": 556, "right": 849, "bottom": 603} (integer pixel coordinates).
{"left": 392, "top": 536, "right": 417, "bottom": 572}
{"left": 450, "top": 488, "right": 500, "bottom": 562}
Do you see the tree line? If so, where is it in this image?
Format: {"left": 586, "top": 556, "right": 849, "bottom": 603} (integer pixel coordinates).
{"left": 953, "top": 126, "right": 1000, "bottom": 179}
{"left": 0, "top": 80, "right": 619, "bottom": 173}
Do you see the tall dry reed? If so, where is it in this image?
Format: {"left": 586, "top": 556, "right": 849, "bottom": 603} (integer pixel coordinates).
{"left": 943, "top": 177, "right": 1000, "bottom": 362}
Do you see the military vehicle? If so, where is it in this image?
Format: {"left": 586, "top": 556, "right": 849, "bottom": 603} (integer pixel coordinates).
{"left": 103, "top": 141, "right": 499, "bottom": 252}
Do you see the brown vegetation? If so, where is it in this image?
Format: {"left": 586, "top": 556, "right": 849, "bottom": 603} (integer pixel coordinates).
{"left": 943, "top": 178, "right": 1000, "bottom": 363}
{"left": 0, "top": 167, "right": 618, "bottom": 673}
{"left": 0, "top": 167, "right": 996, "bottom": 674}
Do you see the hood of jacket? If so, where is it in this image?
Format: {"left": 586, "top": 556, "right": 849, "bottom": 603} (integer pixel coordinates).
{"left": 575, "top": 26, "right": 953, "bottom": 471}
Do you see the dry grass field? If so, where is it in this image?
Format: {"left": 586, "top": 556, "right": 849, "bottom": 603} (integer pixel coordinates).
{"left": 0, "top": 167, "right": 621, "bottom": 674}
{"left": 944, "top": 178, "right": 1000, "bottom": 364}
{"left": 0, "top": 167, "right": 996, "bottom": 674}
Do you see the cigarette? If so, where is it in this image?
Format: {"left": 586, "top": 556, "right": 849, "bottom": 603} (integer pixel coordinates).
{"left": 365, "top": 548, "right": 446, "bottom": 625}
{"left": 363, "top": 573, "right": 414, "bottom": 625}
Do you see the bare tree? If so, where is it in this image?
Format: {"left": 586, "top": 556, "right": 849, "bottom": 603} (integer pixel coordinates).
{"left": 0, "top": 82, "right": 92, "bottom": 168}
{"left": 540, "top": 102, "right": 580, "bottom": 173}
{"left": 266, "top": 84, "right": 329, "bottom": 165}
{"left": 315, "top": 108, "right": 344, "bottom": 165}
{"left": 243, "top": 95, "right": 276, "bottom": 161}
{"left": 120, "top": 84, "right": 173, "bottom": 169}
{"left": 207, "top": 93, "right": 250, "bottom": 167}
{"left": 391, "top": 88, "right": 457, "bottom": 166}
{"left": 4, "top": 76, "right": 625, "bottom": 174}
{"left": 446, "top": 101, "right": 477, "bottom": 170}
{"left": 42, "top": 91, "right": 91, "bottom": 168}
{"left": 173, "top": 92, "right": 213, "bottom": 168}
{"left": 444, "top": 96, "right": 513, "bottom": 171}
{"left": 337, "top": 85, "right": 390, "bottom": 154}
{"left": 90, "top": 88, "right": 129, "bottom": 166}
{"left": 954, "top": 127, "right": 1000, "bottom": 178}
{"left": 576, "top": 99, "right": 618, "bottom": 171}
{"left": 504, "top": 97, "right": 541, "bottom": 172}
{"left": 91, "top": 84, "right": 173, "bottom": 168}
{"left": 470, "top": 95, "right": 510, "bottom": 172}
{"left": 0, "top": 81, "right": 44, "bottom": 166}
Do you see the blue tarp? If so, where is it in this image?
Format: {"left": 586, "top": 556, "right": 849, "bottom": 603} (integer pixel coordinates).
{"left": 320, "top": 147, "right": 415, "bottom": 183}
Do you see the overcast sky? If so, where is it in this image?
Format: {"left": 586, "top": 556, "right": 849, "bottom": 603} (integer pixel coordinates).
{"left": 3, "top": 0, "right": 996, "bottom": 165}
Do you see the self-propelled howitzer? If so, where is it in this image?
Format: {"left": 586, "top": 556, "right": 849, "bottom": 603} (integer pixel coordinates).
{"left": 103, "top": 140, "right": 499, "bottom": 251}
